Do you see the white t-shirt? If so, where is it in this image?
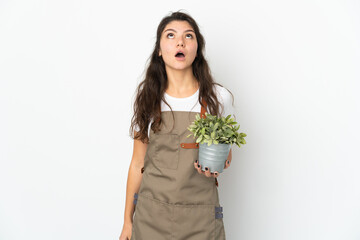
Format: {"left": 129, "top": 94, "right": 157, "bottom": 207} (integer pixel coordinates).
{"left": 134, "top": 84, "right": 235, "bottom": 138}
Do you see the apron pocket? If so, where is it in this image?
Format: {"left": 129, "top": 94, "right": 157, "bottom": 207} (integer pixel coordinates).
{"left": 173, "top": 204, "right": 215, "bottom": 240}
{"left": 132, "top": 194, "right": 173, "bottom": 240}
{"left": 153, "top": 133, "right": 180, "bottom": 170}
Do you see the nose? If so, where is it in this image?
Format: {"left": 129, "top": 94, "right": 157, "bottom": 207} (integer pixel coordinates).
{"left": 177, "top": 39, "right": 184, "bottom": 47}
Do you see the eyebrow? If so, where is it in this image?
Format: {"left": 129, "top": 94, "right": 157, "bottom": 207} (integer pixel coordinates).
{"left": 163, "top": 29, "right": 195, "bottom": 33}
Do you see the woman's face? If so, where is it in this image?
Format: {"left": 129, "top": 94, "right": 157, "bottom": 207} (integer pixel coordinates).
{"left": 159, "top": 20, "right": 198, "bottom": 71}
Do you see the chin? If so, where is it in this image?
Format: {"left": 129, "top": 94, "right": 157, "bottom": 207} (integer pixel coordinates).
{"left": 169, "top": 62, "right": 193, "bottom": 70}
{"left": 173, "top": 66, "right": 192, "bottom": 71}
{"left": 174, "top": 63, "right": 188, "bottom": 68}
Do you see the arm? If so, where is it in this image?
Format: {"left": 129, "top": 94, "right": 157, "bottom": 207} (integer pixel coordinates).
{"left": 227, "top": 148, "right": 232, "bottom": 161}
{"left": 123, "top": 130, "right": 148, "bottom": 226}
{"left": 223, "top": 148, "right": 232, "bottom": 170}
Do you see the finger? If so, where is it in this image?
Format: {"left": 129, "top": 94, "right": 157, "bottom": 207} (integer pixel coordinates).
{"left": 194, "top": 160, "right": 198, "bottom": 169}
{"left": 199, "top": 164, "right": 205, "bottom": 174}
{"left": 196, "top": 163, "right": 203, "bottom": 174}
{"left": 213, "top": 171, "right": 219, "bottom": 178}
{"left": 224, "top": 160, "right": 230, "bottom": 169}
{"left": 194, "top": 160, "right": 200, "bottom": 173}
{"left": 204, "top": 167, "right": 212, "bottom": 177}
{"left": 194, "top": 160, "right": 202, "bottom": 174}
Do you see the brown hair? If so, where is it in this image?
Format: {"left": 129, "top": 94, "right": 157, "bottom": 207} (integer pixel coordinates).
{"left": 129, "top": 10, "right": 234, "bottom": 143}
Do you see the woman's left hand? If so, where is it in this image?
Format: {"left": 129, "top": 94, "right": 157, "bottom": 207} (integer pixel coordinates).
{"left": 194, "top": 149, "right": 232, "bottom": 178}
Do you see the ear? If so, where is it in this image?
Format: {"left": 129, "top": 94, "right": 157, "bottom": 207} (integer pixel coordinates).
{"left": 159, "top": 50, "right": 162, "bottom": 56}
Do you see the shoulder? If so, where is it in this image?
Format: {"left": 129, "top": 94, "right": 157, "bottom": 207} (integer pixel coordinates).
{"left": 213, "top": 84, "right": 233, "bottom": 105}
{"left": 211, "top": 83, "right": 235, "bottom": 118}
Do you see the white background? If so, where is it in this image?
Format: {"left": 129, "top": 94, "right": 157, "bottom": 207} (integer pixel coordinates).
{"left": 1, "top": 0, "right": 359, "bottom": 240}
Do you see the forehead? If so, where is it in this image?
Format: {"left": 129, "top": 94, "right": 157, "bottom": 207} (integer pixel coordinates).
{"left": 163, "top": 20, "right": 194, "bottom": 33}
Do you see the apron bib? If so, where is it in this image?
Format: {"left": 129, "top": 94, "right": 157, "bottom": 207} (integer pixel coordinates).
{"left": 131, "top": 98, "right": 226, "bottom": 240}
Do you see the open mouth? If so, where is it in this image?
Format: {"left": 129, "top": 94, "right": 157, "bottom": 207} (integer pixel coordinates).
{"left": 175, "top": 52, "right": 185, "bottom": 58}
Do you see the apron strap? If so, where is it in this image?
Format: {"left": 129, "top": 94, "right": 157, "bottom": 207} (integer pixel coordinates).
{"left": 180, "top": 143, "right": 199, "bottom": 148}
{"left": 200, "top": 97, "right": 207, "bottom": 118}
{"left": 180, "top": 97, "right": 208, "bottom": 149}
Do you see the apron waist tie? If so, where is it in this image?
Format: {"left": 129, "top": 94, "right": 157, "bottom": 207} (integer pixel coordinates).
{"left": 215, "top": 206, "right": 223, "bottom": 219}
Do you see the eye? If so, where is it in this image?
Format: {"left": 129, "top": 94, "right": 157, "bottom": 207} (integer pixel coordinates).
{"left": 167, "top": 33, "right": 174, "bottom": 38}
{"left": 186, "top": 34, "right": 194, "bottom": 39}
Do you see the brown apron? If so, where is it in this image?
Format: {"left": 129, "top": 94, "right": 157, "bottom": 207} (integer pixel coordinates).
{"left": 131, "top": 98, "right": 226, "bottom": 240}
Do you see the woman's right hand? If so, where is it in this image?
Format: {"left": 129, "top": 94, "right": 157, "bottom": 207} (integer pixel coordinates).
{"left": 119, "top": 222, "right": 133, "bottom": 240}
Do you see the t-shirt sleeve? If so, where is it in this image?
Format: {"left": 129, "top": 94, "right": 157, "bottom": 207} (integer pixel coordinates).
{"left": 133, "top": 119, "right": 153, "bottom": 138}
{"left": 134, "top": 123, "right": 140, "bottom": 132}
{"left": 219, "top": 87, "right": 235, "bottom": 120}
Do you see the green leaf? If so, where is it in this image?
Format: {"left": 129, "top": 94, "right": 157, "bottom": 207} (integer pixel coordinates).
{"left": 201, "top": 128, "right": 205, "bottom": 135}
{"left": 187, "top": 112, "right": 246, "bottom": 149}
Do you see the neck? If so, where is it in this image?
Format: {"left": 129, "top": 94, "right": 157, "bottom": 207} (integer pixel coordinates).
{"left": 165, "top": 66, "right": 199, "bottom": 98}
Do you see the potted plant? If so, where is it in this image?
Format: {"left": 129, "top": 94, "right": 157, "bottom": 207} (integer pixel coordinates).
{"left": 187, "top": 112, "right": 247, "bottom": 173}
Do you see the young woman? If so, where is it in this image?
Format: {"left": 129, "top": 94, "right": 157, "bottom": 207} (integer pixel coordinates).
{"left": 119, "top": 10, "right": 235, "bottom": 240}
